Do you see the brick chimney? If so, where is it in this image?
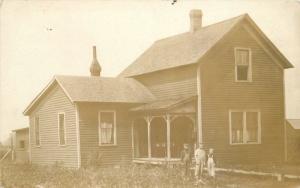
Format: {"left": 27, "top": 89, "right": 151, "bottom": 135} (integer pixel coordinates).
{"left": 189, "top": 9, "right": 202, "bottom": 33}
{"left": 90, "top": 46, "right": 101, "bottom": 76}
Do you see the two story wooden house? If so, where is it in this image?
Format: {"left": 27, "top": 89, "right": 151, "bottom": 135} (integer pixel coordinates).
{"left": 23, "top": 10, "right": 293, "bottom": 168}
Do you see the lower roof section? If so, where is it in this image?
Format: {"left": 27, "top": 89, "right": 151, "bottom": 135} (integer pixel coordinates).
{"left": 24, "top": 75, "right": 156, "bottom": 115}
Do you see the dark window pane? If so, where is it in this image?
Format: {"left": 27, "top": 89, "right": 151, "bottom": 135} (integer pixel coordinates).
{"left": 35, "top": 117, "right": 40, "bottom": 146}
{"left": 19, "top": 140, "right": 25, "bottom": 149}
{"left": 237, "top": 65, "right": 248, "bottom": 81}
{"left": 59, "top": 114, "right": 65, "bottom": 145}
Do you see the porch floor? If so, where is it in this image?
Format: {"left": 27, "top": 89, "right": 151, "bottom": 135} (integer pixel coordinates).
{"left": 133, "top": 157, "right": 181, "bottom": 165}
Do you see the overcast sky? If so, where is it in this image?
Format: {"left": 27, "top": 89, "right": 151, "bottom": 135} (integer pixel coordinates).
{"left": 0, "top": 0, "right": 299, "bottom": 142}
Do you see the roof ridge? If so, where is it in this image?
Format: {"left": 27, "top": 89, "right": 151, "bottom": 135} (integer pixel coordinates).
{"left": 54, "top": 74, "right": 117, "bottom": 79}
{"left": 202, "top": 13, "right": 247, "bottom": 29}
{"left": 154, "top": 13, "right": 247, "bottom": 44}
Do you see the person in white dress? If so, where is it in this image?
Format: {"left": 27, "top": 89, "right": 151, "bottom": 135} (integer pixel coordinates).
{"left": 207, "top": 148, "right": 216, "bottom": 181}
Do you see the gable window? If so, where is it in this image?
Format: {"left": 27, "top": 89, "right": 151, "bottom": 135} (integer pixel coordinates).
{"left": 235, "top": 48, "right": 252, "bottom": 82}
{"left": 98, "top": 111, "right": 116, "bottom": 145}
{"left": 58, "top": 113, "right": 66, "bottom": 145}
{"left": 34, "top": 117, "right": 40, "bottom": 146}
{"left": 229, "top": 110, "right": 261, "bottom": 144}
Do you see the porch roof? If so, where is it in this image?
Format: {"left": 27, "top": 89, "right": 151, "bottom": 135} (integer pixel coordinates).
{"left": 130, "top": 95, "right": 196, "bottom": 112}
{"left": 12, "top": 127, "right": 29, "bottom": 132}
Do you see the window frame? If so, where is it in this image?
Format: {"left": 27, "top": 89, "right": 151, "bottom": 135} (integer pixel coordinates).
{"left": 58, "top": 112, "right": 66, "bottom": 146}
{"left": 229, "top": 109, "right": 261, "bottom": 145}
{"left": 34, "top": 116, "right": 41, "bottom": 147}
{"left": 234, "top": 47, "right": 252, "bottom": 82}
{"left": 98, "top": 110, "right": 117, "bottom": 146}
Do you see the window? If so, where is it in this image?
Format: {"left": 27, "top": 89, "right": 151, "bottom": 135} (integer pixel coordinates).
{"left": 235, "top": 48, "right": 252, "bottom": 82}
{"left": 34, "top": 117, "right": 40, "bottom": 146}
{"left": 58, "top": 113, "right": 66, "bottom": 145}
{"left": 19, "top": 140, "right": 25, "bottom": 149}
{"left": 98, "top": 111, "right": 116, "bottom": 145}
{"left": 229, "top": 110, "right": 261, "bottom": 144}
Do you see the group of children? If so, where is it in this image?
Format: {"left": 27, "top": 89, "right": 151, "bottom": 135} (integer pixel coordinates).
{"left": 181, "top": 144, "right": 216, "bottom": 185}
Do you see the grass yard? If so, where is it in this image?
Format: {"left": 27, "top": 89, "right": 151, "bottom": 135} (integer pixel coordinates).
{"left": 0, "top": 162, "right": 299, "bottom": 188}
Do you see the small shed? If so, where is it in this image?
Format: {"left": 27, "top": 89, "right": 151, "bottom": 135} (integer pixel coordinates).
{"left": 286, "top": 119, "right": 300, "bottom": 163}
{"left": 12, "top": 127, "right": 29, "bottom": 163}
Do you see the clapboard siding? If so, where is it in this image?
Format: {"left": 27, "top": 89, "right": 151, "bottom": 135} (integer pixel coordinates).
{"left": 134, "top": 65, "right": 197, "bottom": 99}
{"left": 78, "top": 103, "right": 132, "bottom": 166}
{"left": 29, "top": 83, "right": 78, "bottom": 168}
{"left": 200, "top": 24, "right": 285, "bottom": 164}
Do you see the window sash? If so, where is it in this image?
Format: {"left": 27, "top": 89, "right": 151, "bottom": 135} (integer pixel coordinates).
{"left": 98, "top": 111, "right": 116, "bottom": 145}
{"left": 236, "top": 49, "right": 249, "bottom": 65}
{"left": 58, "top": 113, "right": 66, "bottom": 145}
{"left": 231, "top": 112, "right": 243, "bottom": 144}
{"left": 246, "top": 112, "right": 259, "bottom": 143}
{"left": 236, "top": 65, "right": 249, "bottom": 81}
{"left": 230, "top": 110, "right": 260, "bottom": 144}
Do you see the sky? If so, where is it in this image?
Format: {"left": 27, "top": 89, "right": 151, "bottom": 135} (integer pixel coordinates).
{"left": 0, "top": 0, "right": 300, "bottom": 142}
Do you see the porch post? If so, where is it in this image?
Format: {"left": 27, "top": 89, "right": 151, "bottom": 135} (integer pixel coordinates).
{"left": 146, "top": 116, "right": 152, "bottom": 158}
{"left": 131, "top": 121, "right": 134, "bottom": 159}
{"left": 197, "top": 64, "right": 203, "bottom": 145}
{"left": 166, "top": 115, "right": 171, "bottom": 159}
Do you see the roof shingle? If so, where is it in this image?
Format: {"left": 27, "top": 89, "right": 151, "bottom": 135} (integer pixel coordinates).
{"left": 119, "top": 14, "right": 245, "bottom": 77}
{"left": 120, "top": 13, "right": 293, "bottom": 77}
{"left": 55, "top": 75, "right": 155, "bottom": 103}
{"left": 23, "top": 75, "right": 156, "bottom": 115}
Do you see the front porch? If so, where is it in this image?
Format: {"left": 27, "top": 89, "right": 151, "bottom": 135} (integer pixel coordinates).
{"left": 131, "top": 96, "right": 198, "bottom": 163}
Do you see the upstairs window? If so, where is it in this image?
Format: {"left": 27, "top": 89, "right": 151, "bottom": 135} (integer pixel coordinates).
{"left": 34, "top": 117, "right": 40, "bottom": 146}
{"left": 235, "top": 48, "right": 252, "bottom": 82}
{"left": 98, "top": 111, "right": 116, "bottom": 145}
{"left": 58, "top": 113, "right": 66, "bottom": 145}
{"left": 229, "top": 110, "right": 261, "bottom": 144}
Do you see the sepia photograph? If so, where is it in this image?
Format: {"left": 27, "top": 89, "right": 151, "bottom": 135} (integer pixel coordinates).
{"left": 0, "top": 0, "right": 300, "bottom": 187}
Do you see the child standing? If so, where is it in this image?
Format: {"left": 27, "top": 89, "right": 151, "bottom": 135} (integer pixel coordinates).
{"left": 207, "top": 148, "right": 216, "bottom": 182}
{"left": 180, "top": 143, "right": 192, "bottom": 177}
{"left": 194, "top": 144, "right": 206, "bottom": 180}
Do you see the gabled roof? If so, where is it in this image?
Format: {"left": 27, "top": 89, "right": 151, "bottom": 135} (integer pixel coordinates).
{"left": 119, "top": 14, "right": 293, "bottom": 77}
{"left": 23, "top": 75, "right": 155, "bottom": 115}
{"left": 287, "top": 119, "right": 300, "bottom": 130}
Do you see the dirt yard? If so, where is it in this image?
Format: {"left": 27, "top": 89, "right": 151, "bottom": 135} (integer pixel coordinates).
{"left": 0, "top": 162, "right": 299, "bottom": 188}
